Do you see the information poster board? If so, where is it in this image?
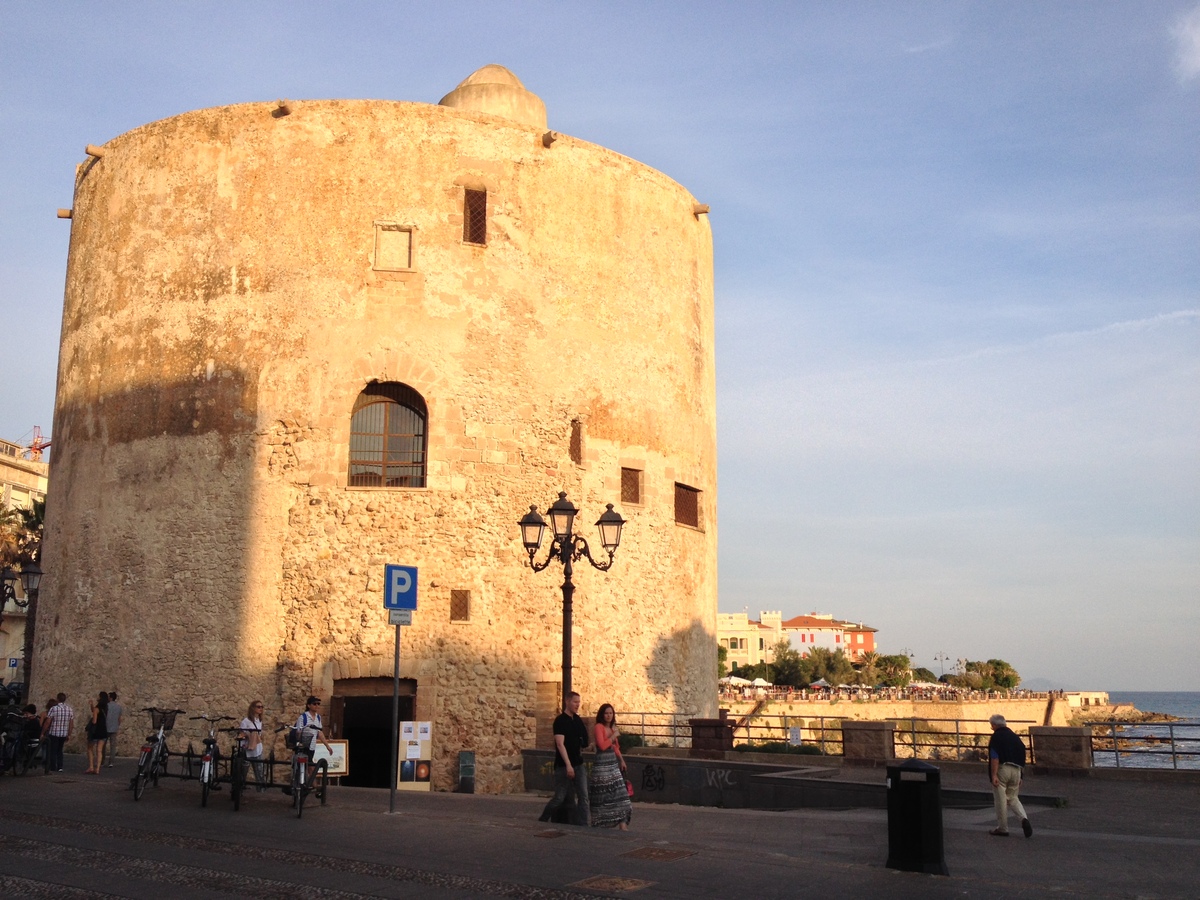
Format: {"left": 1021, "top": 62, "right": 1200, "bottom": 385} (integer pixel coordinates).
{"left": 398, "top": 720, "right": 432, "bottom": 791}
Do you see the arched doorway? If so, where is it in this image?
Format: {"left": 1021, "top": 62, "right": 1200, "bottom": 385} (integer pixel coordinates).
{"left": 330, "top": 676, "right": 415, "bottom": 788}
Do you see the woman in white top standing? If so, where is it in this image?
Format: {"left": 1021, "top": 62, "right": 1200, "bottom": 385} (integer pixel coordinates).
{"left": 240, "top": 700, "right": 266, "bottom": 791}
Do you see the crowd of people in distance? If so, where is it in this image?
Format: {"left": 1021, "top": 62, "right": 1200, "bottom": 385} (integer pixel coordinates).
{"left": 720, "top": 685, "right": 1067, "bottom": 703}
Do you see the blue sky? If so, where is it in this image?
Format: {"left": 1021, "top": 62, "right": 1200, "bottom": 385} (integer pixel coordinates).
{"left": 2, "top": 2, "right": 1197, "bottom": 690}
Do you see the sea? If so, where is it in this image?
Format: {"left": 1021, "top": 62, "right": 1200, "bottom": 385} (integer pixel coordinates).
{"left": 1094, "top": 691, "right": 1200, "bottom": 770}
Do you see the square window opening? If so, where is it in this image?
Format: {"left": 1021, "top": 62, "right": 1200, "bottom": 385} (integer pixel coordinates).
{"left": 674, "top": 482, "right": 701, "bottom": 528}
{"left": 374, "top": 223, "right": 414, "bottom": 271}
{"left": 621, "top": 467, "right": 643, "bottom": 505}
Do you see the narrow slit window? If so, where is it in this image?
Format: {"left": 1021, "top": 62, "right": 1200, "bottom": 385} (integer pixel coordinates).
{"left": 674, "top": 482, "right": 700, "bottom": 528}
{"left": 450, "top": 590, "right": 471, "bottom": 622}
{"left": 463, "top": 189, "right": 487, "bottom": 245}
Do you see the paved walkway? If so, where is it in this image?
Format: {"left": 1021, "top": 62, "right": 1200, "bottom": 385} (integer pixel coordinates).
{"left": 0, "top": 756, "right": 1196, "bottom": 898}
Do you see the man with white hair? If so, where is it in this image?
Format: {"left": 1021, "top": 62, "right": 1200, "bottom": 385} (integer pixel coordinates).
{"left": 987, "top": 714, "right": 1032, "bottom": 837}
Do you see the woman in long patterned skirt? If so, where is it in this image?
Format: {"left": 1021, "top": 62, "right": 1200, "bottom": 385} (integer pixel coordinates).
{"left": 589, "top": 703, "right": 631, "bottom": 830}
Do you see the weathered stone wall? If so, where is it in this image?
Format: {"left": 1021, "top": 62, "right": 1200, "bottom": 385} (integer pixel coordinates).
{"left": 34, "top": 84, "right": 717, "bottom": 791}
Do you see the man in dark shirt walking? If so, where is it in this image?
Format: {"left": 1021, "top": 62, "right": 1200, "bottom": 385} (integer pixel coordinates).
{"left": 538, "top": 691, "right": 590, "bottom": 826}
{"left": 987, "top": 714, "right": 1032, "bottom": 837}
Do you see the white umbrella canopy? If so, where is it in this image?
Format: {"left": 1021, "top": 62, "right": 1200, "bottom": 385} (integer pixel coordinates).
{"left": 751, "top": 678, "right": 772, "bottom": 687}
{"left": 809, "top": 678, "right": 831, "bottom": 688}
{"left": 722, "top": 675, "right": 752, "bottom": 686}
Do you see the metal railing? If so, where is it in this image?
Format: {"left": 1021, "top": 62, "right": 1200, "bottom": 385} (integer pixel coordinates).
{"left": 620, "top": 712, "right": 694, "bottom": 749}
{"left": 888, "top": 718, "right": 1034, "bottom": 762}
{"left": 723, "top": 713, "right": 1034, "bottom": 762}
{"left": 1090, "top": 721, "right": 1200, "bottom": 770}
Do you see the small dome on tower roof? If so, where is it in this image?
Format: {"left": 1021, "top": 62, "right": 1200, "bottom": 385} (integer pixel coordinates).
{"left": 439, "top": 64, "right": 547, "bottom": 129}
{"left": 452, "top": 64, "right": 527, "bottom": 89}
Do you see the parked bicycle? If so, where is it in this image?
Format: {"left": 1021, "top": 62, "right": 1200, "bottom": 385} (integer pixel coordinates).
{"left": 1, "top": 711, "right": 40, "bottom": 776}
{"left": 133, "top": 707, "right": 184, "bottom": 801}
{"left": 189, "top": 714, "right": 234, "bottom": 807}
{"left": 276, "top": 722, "right": 328, "bottom": 818}
{"left": 221, "top": 723, "right": 260, "bottom": 812}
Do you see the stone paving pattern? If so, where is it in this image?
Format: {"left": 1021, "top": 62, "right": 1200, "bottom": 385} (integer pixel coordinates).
{"left": 0, "top": 756, "right": 1197, "bottom": 898}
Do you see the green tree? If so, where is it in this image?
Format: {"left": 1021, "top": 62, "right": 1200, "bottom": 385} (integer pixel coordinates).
{"left": 0, "top": 507, "right": 21, "bottom": 566}
{"left": 945, "top": 659, "right": 1021, "bottom": 690}
{"left": 853, "top": 650, "right": 881, "bottom": 685}
{"left": 875, "top": 654, "right": 913, "bottom": 687}
{"left": 13, "top": 498, "right": 45, "bottom": 688}
{"left": 807, "top": 647, "right": 855, "bottom": 686}
{"left": 912, "top": 666, "right": 938, "bottom": 683}
{"left": 770, "top": 641, "right": 813, "bottom": 688}
{"left": 717, "top": 643, "right": 728, "bottom": 679}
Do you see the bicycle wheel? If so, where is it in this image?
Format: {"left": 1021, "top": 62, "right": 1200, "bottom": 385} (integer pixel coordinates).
{"left": 200, "top": 757, "right": 211, "bottom": 807}
{"left": 313, "top": 759, "right": 328, "bottom": 806}
{"left": 230, "top": 755, "right": 244, "bottom": 812}
{"left": 133, "top": 754, "right": 151, "bottom": 801}
{"left": 294, "top": 761, "right": 306, "bottom": 817}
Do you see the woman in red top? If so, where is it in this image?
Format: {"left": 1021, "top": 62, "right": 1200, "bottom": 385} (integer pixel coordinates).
{"left": 588, "top": 703, "right": 632, "bottom": 829}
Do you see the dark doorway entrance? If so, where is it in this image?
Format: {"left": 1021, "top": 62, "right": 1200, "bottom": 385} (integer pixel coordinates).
{"left": 331, "top": 677, "right": 416, "bottom": 789}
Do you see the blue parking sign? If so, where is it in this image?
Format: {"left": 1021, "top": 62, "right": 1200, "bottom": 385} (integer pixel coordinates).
{"left": 384, "top": 565, "right": 418, "bottom": 610}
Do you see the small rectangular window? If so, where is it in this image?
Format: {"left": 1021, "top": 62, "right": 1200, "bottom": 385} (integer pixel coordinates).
{"left": 374, "top": 223, "right": 413, "bottom": 271}
{"left": 674, "top": 482, "right": 700, "bottom": 528}
{"left": 463, "top": 189, "right": 487, "bottom": 245}
{"left": 450, "top": 589, "right": 471, "bottom": 622}
{"left": 621, "top": 467, "right": 642, "bottom": 505}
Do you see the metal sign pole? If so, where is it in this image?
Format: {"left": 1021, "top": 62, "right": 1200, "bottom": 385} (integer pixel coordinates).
{"left": 389, "top": 622, "right": 400, "bottom": 814}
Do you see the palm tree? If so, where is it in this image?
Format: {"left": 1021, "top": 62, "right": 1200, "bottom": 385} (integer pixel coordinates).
{"left": 0, "top": 507, "right": 21, "bottom": 566}
{"left": 855, "top": 651, "right": 881, "bottom": 685}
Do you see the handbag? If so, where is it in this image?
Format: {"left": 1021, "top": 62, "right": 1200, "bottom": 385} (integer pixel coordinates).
{"left": 626, "top": 780, "right": 634, "bottom": 797}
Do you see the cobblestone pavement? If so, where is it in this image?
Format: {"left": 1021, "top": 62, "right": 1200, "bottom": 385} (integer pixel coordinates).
{"left": 0, "top": 757, "right": 1197, "bottom": 898}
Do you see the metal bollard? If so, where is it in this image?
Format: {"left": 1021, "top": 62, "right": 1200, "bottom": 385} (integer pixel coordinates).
{"left": 886, "top": 759, "right": 949, "bottom": 876}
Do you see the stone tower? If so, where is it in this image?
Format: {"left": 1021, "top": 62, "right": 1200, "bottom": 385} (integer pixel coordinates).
{"left": 36, "top": 66, "right": 717, "bottom": 791}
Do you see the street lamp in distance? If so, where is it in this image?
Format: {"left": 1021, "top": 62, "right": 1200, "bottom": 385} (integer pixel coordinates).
{"left": 518, "top": 492, "right": 625, "bottom": 698}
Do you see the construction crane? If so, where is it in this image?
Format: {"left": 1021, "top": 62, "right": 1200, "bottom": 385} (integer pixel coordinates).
{"left": 23, "top": 426, "right": 50, "bottom": 461}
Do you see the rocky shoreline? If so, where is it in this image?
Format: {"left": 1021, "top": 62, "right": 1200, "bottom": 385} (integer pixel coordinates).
{"left": 1072, "top": 703, "right": 1182, "bottom": 724}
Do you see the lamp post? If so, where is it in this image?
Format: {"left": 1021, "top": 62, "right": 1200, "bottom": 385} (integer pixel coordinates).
{"left": 1, "top": 560, "right": 42, "bottom": 691}
{"left": 934, "top": 652, "right": 950, "bottom": 678}
{"left": 518, "top": 492, "right": 625, "bottom": 698}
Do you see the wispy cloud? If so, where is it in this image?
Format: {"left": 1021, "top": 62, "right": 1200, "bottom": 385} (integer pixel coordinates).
{"left": 1173, "top": 5, "right": 1200, "bottom": 82}
{"left": 903, "top": 37, "right": 953, "bottom": 55}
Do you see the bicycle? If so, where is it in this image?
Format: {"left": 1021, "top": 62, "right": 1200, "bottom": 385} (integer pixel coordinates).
{"left": 133, "top": 707, "right": 183, "bottom": 801}
{"left": 1, "top": 712, "right": 40, "bottom": 776}
{"left": 276, "top": 723, "right": 328, "bottom": 818}
{"left": 190, "top": 714, "right": 234, "bottom": 807}
{"left": 220, "top": 723, "right": 260, "bottom": 812}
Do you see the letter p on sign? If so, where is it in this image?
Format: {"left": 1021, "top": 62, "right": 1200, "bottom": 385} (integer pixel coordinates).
{"left": 384, "top": 564, "right": 418, "bottom": 610}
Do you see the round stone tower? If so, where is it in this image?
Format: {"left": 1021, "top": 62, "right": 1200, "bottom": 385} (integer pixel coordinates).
{"left": 36, "top": 66, "right": 716, "bottom": 791}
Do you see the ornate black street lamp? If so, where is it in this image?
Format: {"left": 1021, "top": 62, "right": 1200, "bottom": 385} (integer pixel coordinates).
{"left": 1, "top": 560, "right": 42, "bottom": 692}
{"left": 0, "top": 560, "right": 42, "bottom": 613}
{"left": 518, "top": 492, "right": 625, "bottom": 697}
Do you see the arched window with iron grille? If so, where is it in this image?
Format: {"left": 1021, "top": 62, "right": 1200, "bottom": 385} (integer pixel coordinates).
{"left": 348, "top": 383, "right": 427, "bottom": 487}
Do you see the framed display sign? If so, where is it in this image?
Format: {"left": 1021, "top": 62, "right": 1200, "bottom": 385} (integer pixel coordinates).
{"left": 313, "top": 740, "right": 349, "bottom": 777}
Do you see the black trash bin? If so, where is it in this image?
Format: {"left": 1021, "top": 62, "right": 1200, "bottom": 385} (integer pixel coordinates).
{"left": 457, "top": 750, "right": 476, "bottom": 794}
{"left": 885, "top": 759, "right": 949, "bottom": 876}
